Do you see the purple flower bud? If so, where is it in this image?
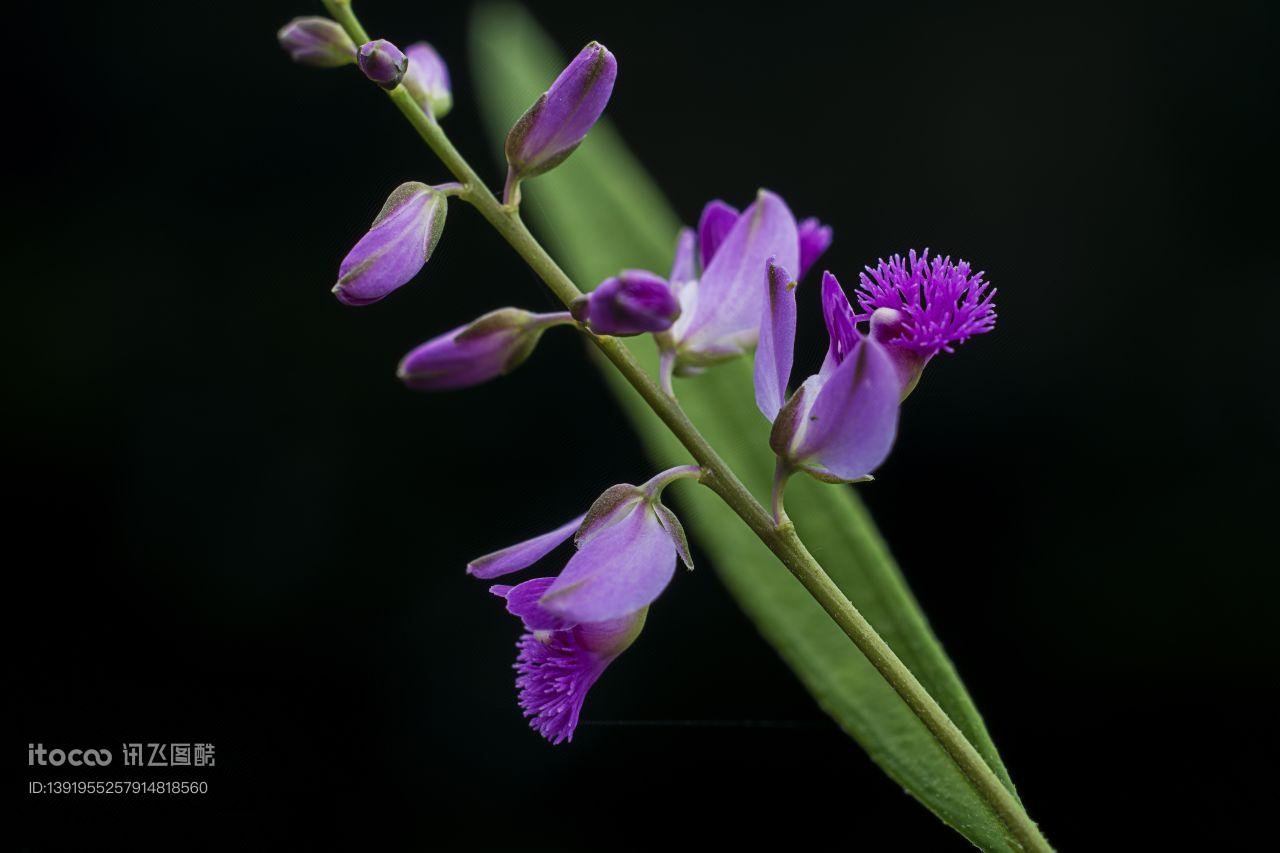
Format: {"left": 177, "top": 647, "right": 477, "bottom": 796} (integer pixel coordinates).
{"left": 402, "top": 42, "right": 452, "bottom": 118}
{"left": 333, "top": 183, "right": 447, "bottom": 307}
{"left": 277, "top": 17, "right": 356, "bottom": 68}
{"left": 397, "top": 309, "right": 571, "bottom": 391}
{"left": 357, "top": 39, "right": 408, "bottom": 90}
{"left": 505, "top": 42, "right": 617, "bottom": 181}
{"left": 571, "top": 270, "right": 680, "bottom": 336}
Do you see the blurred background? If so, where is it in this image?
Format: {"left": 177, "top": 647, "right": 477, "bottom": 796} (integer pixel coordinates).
{"left": 9, "top": 0, "right": 1276, "bottom": 848}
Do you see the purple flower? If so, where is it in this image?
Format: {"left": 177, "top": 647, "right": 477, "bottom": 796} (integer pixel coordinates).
{"left": 505, "top": 42, "right": 617, "bottom": 186}
{"left": 571, "top": 270, "right": 681, "bottom": 336}
{"left": 490, "top": 578, "right": 647, "bottom": 744}
{"left": 277, "top": 17, "right": 356, "bottom": 68}
{"left": 357, "top": 39, "right": 408, "bottom": 89}
{"left": 468, "top": 468, "right": 697, "bottom": 743}
{"left": 756, "top": 260, "right": 901, "bottom": 487}
{"left": 333, "top": 182, "right": 447, "bottom": 306}
{"left": 657, "top": 192, "right": 830, "bottom": 379}
{"left": 468, "top": 476, "right": 692, "bottom": 621}
{"left": 397, "top": 308, "right": 573, "bottom": 391}
{"left": 402, "top": 42, "right": 452, "bottom": 117}
{"left": 856, "top": 249, "right": 997, "bottom": 397}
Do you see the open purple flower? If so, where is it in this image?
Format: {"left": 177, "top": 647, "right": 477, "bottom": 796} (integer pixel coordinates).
{"left": 468, "top": 467, "right": 697, "bottom": 743}
{"left": 755, "top": 260, "right": 901, "bottom": 512}
{"left": 656, "top": 192, "right": 829, "bottom": 385}
{"left": 856, "top": 249, "right": 997, "bottom": 397}
{"left": 333, "top": 182, "right": 447, "bottom": 306}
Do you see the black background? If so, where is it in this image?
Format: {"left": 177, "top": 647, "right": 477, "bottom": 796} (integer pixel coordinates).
{"left": 9, "top": 0, "right": 1277, "bottom": 849}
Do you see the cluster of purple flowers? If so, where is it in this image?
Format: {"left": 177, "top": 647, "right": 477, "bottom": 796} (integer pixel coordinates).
{"left": 281, "top": 21, "right": 997, "bottom": 743}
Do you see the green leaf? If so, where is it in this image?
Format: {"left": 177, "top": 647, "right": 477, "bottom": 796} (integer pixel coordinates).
{"left": 470, "top": 5, "right": 1024, "bottom": 848}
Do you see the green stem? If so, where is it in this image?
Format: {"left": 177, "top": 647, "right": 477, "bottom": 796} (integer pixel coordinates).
{"left": 640, "top": 463, "right": 703, "bottom": 498}
{"left": 771, "top": 460, "right": 791, "bottom": 526}
{"left": 321, "top": 4, "right": 1050, "bottom": 849}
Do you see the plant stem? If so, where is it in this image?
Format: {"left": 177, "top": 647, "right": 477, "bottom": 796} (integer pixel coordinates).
{"left": 640, "top": 463, "right": 703, "bottom": 497}
{"left": 321, "top": 4, "right": 1050, "bottom": 849}
{"left": 770, "top": 461, "right": 791, "bottom": 526}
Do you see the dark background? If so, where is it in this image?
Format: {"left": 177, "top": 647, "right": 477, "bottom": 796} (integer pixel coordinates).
{"left": 8, "top": 0, "right": 1276, "bottom": 849}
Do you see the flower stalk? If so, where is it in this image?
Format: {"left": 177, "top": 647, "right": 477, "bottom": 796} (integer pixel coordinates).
{"left": 318, "top": 3, "right": 1049, "bottom": 849}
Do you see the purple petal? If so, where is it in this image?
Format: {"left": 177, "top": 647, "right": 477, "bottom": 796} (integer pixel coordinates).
{"left": 679, "top": 190, "right": 799, "bottom": 357}
{"left": 577, "top": 270, "right": 680, "bottom": 336}
{"left": 669, "top": 228, "right": 696, "bottom": 286}
{"left": 819, "top": 271, "right": 860, "bottom": 378}
{"left": 505, "top": 42, "right": 617, "bottom": 179}
{"left": 754, "top": 258, "right": 797, "bottom": 421}
{"left": 856, "top": 249, "right": 997, "bottom": 358}
{"left": 795, "top": 337, "right": 901, "bottom": 482}
{"left": 541, "top": 505, "right": 677, "bottom": 623}
{"left": 797, "top": 217, "right": 833, "bottom": 280}
{"left": 697, "top": 200, "right": 740, "bottom": 271}
{"left": 466, "top": 513, "right": 585, "bottom": 579}
{"left": 514, "top": 609, "right": 644, "bottom": 744}
{"left": 333, "top": 183, "right": 446, "bottom": 306}
{"left": 491, "top": 577, "right": 577, "bottom": 632}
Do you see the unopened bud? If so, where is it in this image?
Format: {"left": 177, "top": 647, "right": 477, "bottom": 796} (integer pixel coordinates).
{"left": 397, "top": 309, "right": 572, "bottom": 391}
{"left": 505, "top": 42, "right": 616, "bottom": 182}
{"left": 333, "top": 183, "right": 447, "bottom": 307}
{"left": 278, "top": 17, "right": 356, "bottom": 68}
{"left": 403, "top": 42, "right": 453, "bottom": 118}
{"left": 357, "top": 39, "right": 408, "bottom": 90}
{"left": 571, "top": 271, "right": 679, "bottom": 336}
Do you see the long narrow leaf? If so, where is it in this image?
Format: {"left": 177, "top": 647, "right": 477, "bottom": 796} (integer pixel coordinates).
{"left": 470, "top": 5, "right": 1023, "bottom": 848}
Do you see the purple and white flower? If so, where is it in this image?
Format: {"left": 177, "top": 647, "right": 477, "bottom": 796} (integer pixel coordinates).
{"left": 467, "top": 468, "right": 696, "bottom": 743}
{"left": 656, "top": 192, "right": 829, "bottom": 382}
